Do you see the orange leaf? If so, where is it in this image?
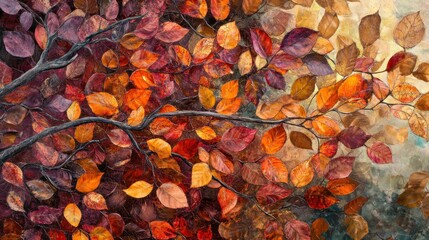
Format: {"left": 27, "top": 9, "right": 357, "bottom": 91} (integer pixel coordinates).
{"left": 130, "top": 49, "right": 160, "bottom": 69}
{"left": 179, "top": 0, "right": 208, "bottom": 19}
{"left": 218, "top": 187, "right": 238, "bottom": 217}
{"left": 76, "top": 172, "right": 104, "bottom": 193}
{"left": 147, "top": 138, "right": 171, "bottom": 159}
{"left": 242, "top": 0, "right": 262, "bottom": 15}
{"left": 261, "top": 156, "right": 289, "bottom": 183}
{"left": 86, "top": 92, "right": 118, "bottom": 116}
{"left": 316, "top": 82, "right": 340, "bottom": 112}
{"left": 290, "top": 160, "right": 314, "bottom": 187}
{"left": 74, "top": 123, "right": 95, "bottom": 143}
{"left": 150, "top": 221, "right": 177, "bottom": 240}
{"left": 199, "top": 86, "right": 216, "bottom": 109}
{"left": 124, "top": 89, "right": 152, "bottom": 110}
{"left": 338, "top": 74, "right": 370, "bottom": 100}
{"left": 217, "top": 22, "right": 240, "bottom": 50}
{"left": 327, "top": 177, "right": 359, "bottom": 195}
{"left": 221, "top": 80, "right": 239, "bottom": 99}
{"left": 127, "top": 106, "right": 145, "bottom": 126}
{"left": 261, "top": 125, "right": 287, "bottom": 154}
{"left": 392, "top": 83, "right": 420, "bottom": 103}
{"left": 101, "top": 49, "right": 119, "bottom": 69}
{"left": 311, "top": 218, "right": 329, "bottom": 239}
{"left": 216, "top": 98, "right": 241, "bottom": 115}
{"left": 171, "top": 45, "right": 192, "bottom": 66}
{"left": 120, "top": 33, "right": 144, "bottom": 50}
{"left": 123, "top": 180, "right": 153, "bottom": 198}
{"left": 193, "top": 38, "right": 214, "bottom": 61}
{"left": 291, "top": 75, "right": 316, "bottom": 101}
{"left": 130, "top": 69, "right": 156, "bottom": 89}
{"left": 211, "top": 0, "right": 230, "bottom": 21}
{"left": 312, "top": 116, "right": 341, "bottom": 137}
{"left": 209, "top": 149, "right": 234, "bottom": 174}
{"left": 156, "top": 183, "right": 189, "bottom": 209}
{"left": 72, "top": 230, "right": 89, "bottom": 240}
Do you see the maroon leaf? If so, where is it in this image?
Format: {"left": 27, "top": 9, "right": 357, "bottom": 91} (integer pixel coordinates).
{"left": 256, "top": 183, "right": 293, "bottom": 205}
{"left": 28, "top": 206, "right": 62, "bottom": 225}
{"left": 325, "top": 156, "right": 355, "bottom": 180}
{"left": 305, "top": 186, "right": 338, "bottom": 210}
{"left": 221, "top": 126, "right": 257, "bottom": 152}
{"left": 280, "top": 28, "right": 318, "bottom": 57}
{"left": 0, "top": 0, "right": 22, "bottom": 15}
{"left": 284, "top": 219, "right": 311, "bottom": 240}
{"left": 263, "top": 69, "right": 286, "bottom": 90}
{"left": 367, "top": 141, "right": 393, "bottom": 164}
{"left": 250, "top": 28, "right": 272, "bottom": 58}
{"left": 134, "top": 16, "right": 159, "bottom": 39}
{"left": 3, "top": 31, "right": 35, "bottom": 58}
{"left": 303, "top": 54, "right": 334, "bottom": 76}
{"left": 337, "top": 126, "right": 370, "bottom": 149}
{"left": 270, "top": 52, "right": 303, "bottom": 70}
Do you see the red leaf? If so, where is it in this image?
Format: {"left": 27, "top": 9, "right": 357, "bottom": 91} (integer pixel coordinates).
{"left": 367, "top": 141, "right": 393, "bottom": 164}
{"left": 107, "top": 129, "right": 132, "bottom": 148}
{"left": 256, "top": 183, "right": 293, "bottom": 205}
{"left": 337, "top": 126, "right": 370, "bottom": 149}
{"left": 319, "top": 140, "right": 338, "bottom": 158}
{"left": 155, "top": 22, "right": 189, "bottom": 43}
{"left": 325, "top": 157, "right": 355, "bottom": 180}
{"left": 280, "top": 28, "right": 318, "bottom": 57}
{"left": 173, "top": 139, "right": 200, "bottom": 159}
{"left": 209, "top": 149, "right": 234, "bottom": 174}
{"left": 250, "top": 28, "right": 272, "bottom": 58}
{"left": 197, "top": 225, "right": 213, "bottom": 240}
{"left": 263, "top": 69, "right": 286, "bottom": 90}
{"left": 2, "top": 162, "right": 24, "bottom": 187}
{"left": 221, "top": 126, "right": 257, "bottom": 152}
{"left": 3, "top": 31, "right": 35, "bottom": 58}
{"left": 108, "top": 213, "right": 125, "bottom": 236}
{"left": 284, "top": 219, "right": 311, "bottom": 240}
{"left": 149, "top": 221, "right": 177, "bottom": 239}
{"left": 305, "top": 186, "right": 338, "bottom": 210}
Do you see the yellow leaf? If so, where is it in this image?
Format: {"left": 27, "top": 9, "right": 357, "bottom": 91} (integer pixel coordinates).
{"left": 238, "top": 50, "right": 252, "bottom": 75}
{"left": 199, "top": 86, "right": 216, "bottom": 109}
{"left": 147, "top": 138, "right": 171, "bottom": 159}
{"left": 196, "top": 126, "right": 217, "bottom": 140}
{"left": 86, "top": 92, "right": 118, "bottom": 116}
{"left": 72, "top": 230, "right": 89, "bottom": 240}
{"left": 63, "top": 203, "right": 81, "bottom": 227}
{"left": 76, "top": 172, "right": 104, "bottom": 193}
{"left": 90, "top": 227, "right": 114, "bottom": 240}
{"left": 290, "top": 160, "right": 314, "bottom": 187}
{"left": 221, "top": 80, "right": 239, "bottom": 99}
{"left": 217, "top": 22, "right": 240, "bottom": 49}
{"left": 191, "top": 163, "right": 212, "bottom": 188}
{"left": 127, "top": 106, "right": 145, "bottom": 126}
{"left": 67, "top": 101, "right": 81, "bottom": 121}
{"left": 123, "top": 180, "right": 153, "bottom": 198}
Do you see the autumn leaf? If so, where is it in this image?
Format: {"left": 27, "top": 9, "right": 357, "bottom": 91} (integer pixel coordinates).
{"left": 147, "top": 138, "right": 172, "bottom": 159}
{"left": 281, "top": 28, "right": 318, "bottom": 57}
{"left": 327, "top": 177, "right": 359, "bottom": 195}
{"left": 312, "top": 116, "right": 341, "bottom": 137}
{"left": 316, "top": 82, "right": 340, "bottom": 112}
{"left": 290, "top": 160, "right": 314, "bottom": 187}
{"left": 250, "top": 28, "right": 272, "bottom": 58}
{"left": 156, "top": 22, "right": 190, "bottom": 43}
{"left": 261, "top": 125, "right": 287, "bottom": 154}
{"left": 221, "top": 126, "right": 257, "bottom": 152}
{"left": 123, "top": 181, "right": 153, "bottom": 198}
{"left": 284, "top": 219, "right": 311, "bottom": 240}
{"left": 64, "top": 203, "right": 81, "bottom": 227}
{"left": 179, "top": 0, "right": 208, "bottom": 19}
{"left": 221, "top": 80, "right": 239, "bottom": 99}
{"left": 191, "top": 163, "right": 212, "bottom": 188}
{"left": 238, "top": 50, "right": 253, "bottom": 75}
{"left": 127, "top": 106, "right": 145, "bottom": 126}
{"left": 413, "top": 63, "right": 429, "bottom": 81}
{"left": 90, "top": 227, "right": 114, "bottom": 240}
{"left": 291, "top": 76, "right": 316, "bottom": 101}
{"left": 83, "top": 192, "right": 108, "bottom": 210}
{"left": 359, "top": 11, "right": 381, "bottom": 47}
{"left": 218, "top": 187, "right": 238, "bottom": 217}
{"left": 256, "top": 183, "right": 292, "bottom": 205}
{"left": 325, "top": 156, "right": 355, "bottom": 180}
{"left": 86, "top": 92, "right": 119, "bottom": 116}
{"left": 199, "top": 86, "right": 216, "bottom": 109}
{"left": 101, "top": 49, "right": 119, "bottom": 69}
{"left": 211, "top": 0, "right": 230, "bottom": 21}
{"left": 305, "top": 185, "right": 338, "bottom": 209}
{"left": 344, "top": 197, "right": 368, "bottom": 215}
{"left": 344, "top": 215, "right": 369, "bottom": 240}
{"left": 242, "top": 0, "right": 262, "bottom": 15}
{"left": 76, "top": 172, "right": 104, "bottom": 193}
{"left": 394, "top": 12, "right": 425, "bottom": 49}
{"left": 7, "top": 191, "right": 25, "bottom": 212}
{"left": 336, "top": 42, "right": 359, "bottom": 76}
{"left": 2, "top": 162, "right": 24, "bottom": 187}
{"left": 290, "top": 131, "right": 313, "bottom": 150}
{"left": 196, "top": 126, "right": 217, "bottom": 140}
{"left": 67, "top": 101, "right": 81, "bottom": 121}
{"left": 318, "top": 12, "right": 339, "bottom": 39}
{"left": 366, "top": 141, "right": 392, "bottom": 164}
{"left": 156, "top": 183, "right": 189, "bottom": 209}
{"left": 261, "top": 156, "right": 289, "bottom": 183}
{"left": 150, "top": 221, "right": 177, "bottom": 239}
{"left": 217, "top": 22, "right": 240, "bottom": 50}
{"left": 74, "top": 123, "right": 95, "bottom": 143}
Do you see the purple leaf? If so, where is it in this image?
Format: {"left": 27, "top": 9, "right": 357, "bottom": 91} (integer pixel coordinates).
{"left": 250, "top": 28, "right": 272, "bottom": 58}
{"left": 20, "top": 11, "right": 33, "bottom": 31}
{"left": 270, "top": 52, "right": 303, "bottom": 70}
{"left": 263, "top": 69, "right": 286, "bottom": 90}
{"left": 303, "top": 54, "right": 334, "bottom": 76}
{"left": 367, "top": 141, "right": 393, "bottom": 164}
{"left": 28, "top": 206, "right": 62, "bottom": 224}
{"left": 337, "top": 126, "right": 371, "bottom": 149}
{"left": 280, "top": 27, "right": 318, "bottom": 57}
{"left": 58, "top": 16, "right": 84, "bottom": 43}
{"left": 3, "top": 31, "right": 35, "bottom": 58}
{"left": 325, "top": 156, "right": 355, "bottom": 180}
{"left": 221, "top": 126, "right": 257, "bottom": 152}
{"left": 0, "top": 0, "right": 22, "bottom": 15}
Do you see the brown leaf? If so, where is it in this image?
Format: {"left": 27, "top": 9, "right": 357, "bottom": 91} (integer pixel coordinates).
{"left": 397, "top": 189, "right": 425, "bottom": 208}
{"left": 344, "top": 215, "right": 368, "bottom": 240}
{"left": 290, "top": 131, "right": 313, "bottom": 150}
{"left": 344, "top": 197, "right": 368, "bottom": 215}
{"left": 318, "top": 12, "right": 339, "bottom": 39}
{"left": 336, "top": 42, "right": 360, "bottom": 76}
{"left": 27, "top": 180, "right": 55, "bottom": 200}
{"left": 311, "top": 218, "right": 329, "bottom": 240}
{"left": 415, "top": 93, "right": 429, "bottom": 111}
{"left": 359, "top": 11, "right": 381, "bottom": 47}
{"left": 7, "top": 191, "right": 25, "bottom": 212}
{"left": 413, "top": 63, "right": 429, "bottom": 81}
{"left": 291, "top": 76, "right": 316, "bottom": 101}
{"left": 409, "top": 112, "right": 428, "bottom": 139}
{"left": 394, "top": 12, "right": 425, "bottom": 49}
